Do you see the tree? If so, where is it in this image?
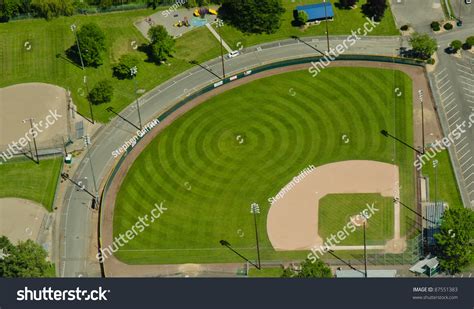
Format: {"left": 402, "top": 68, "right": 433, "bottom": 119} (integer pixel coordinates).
{"left": 409, "top": 32, "right": 438, "bottom": 59}
{"left": 434, "top": 208, "right": 473, "bottom": 274}
{"left": 362, "top": 0, "right": 387, "bottom": 21}
{"left": 147, "top": 25, "right": 175, "bottom": 64}
{"left": 296, "top": 10, "right": 308, "bottom": 26}
{"left": 88, "top": 80, "right": 114, "bottom": 105}
{"left": 0, "top": 236, "right": 54, "bottom": 278}
{"left": 220, "top": 0, "right": 285, "bottom": 34}
{"left": 0, "top": 0, "right": 20, "bottom": 21}
{"left": 31, "top": 0, "right": 74, "bottom": 20}
{"left": 465, "top": 36, "right": 474, "bottom": 50}
{"left": 70, "top": 23, "right": 106, "bottom": 67}
{"left": 339, "top": 0, "right": 357, "bottom": 9}
{"left": 113, "top": 54, "right": 140, "bottom": 80}
{"left": 450, "top": 40, "right": 462, "bottom": 52}
{"left": 281, "top": 258, "right": 332, "bottom": 278}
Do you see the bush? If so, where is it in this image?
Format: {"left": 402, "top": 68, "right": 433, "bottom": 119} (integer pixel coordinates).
{"left": 426, "top": 58, "right": 435, "bottom": 65}
{"left": 431, "top": 21, "right": 440, "bottom": 31}
{"left": 296, "top": 10, "right": 308, "bottom": 26}
{"left": 450, "top": 40, "right": 463, "bottom": 52}
{"left": 443, "top": 23, "right": 453, "bottom": 30}
{"left": 400, "top": 25, "right": 409, "bottom": 31}
{"left": 113, "top": 54, "right": 140, "bottom": 80}
{"left": 465, "top": 36, "right": 474, "bottom": 49}
{"left": 88, "top": 80, "right": 113, "bottom": 105}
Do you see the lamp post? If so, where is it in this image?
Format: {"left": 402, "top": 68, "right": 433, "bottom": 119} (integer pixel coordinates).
{"left": 130, "top": 66, "right": 143, "bottom": 130}
{"left": 215, "top": 18, "right": 226, "bottom": 80}
{"left": 83, "top": 135, "right": 99, "bottom": 208}
{"left": 419, "top": 90, "right": 425, "bottom": 154}
{"left": 323, "top": 0, "right": 330, "bottom": 52}
{"left": 251, "top": 203, "right": 261, "bottom": 269}
{"left": 23, "top": 118, "right": 39, "bottom": 164}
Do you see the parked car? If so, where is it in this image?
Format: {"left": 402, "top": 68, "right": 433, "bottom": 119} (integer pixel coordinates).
{"left": 466, "top": 0, "right": 472, "bottom": 5}
{"left": 227, "top": 50, "right": 240, "bottom": 59}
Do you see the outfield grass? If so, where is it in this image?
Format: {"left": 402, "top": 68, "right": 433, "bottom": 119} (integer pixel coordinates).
{"left": 422, "top": 150, "right": 463, "bottom": 208}
{"left": 0, "top": 9, "right": 221, "bottom": 123}
{"left": 113, "top": 67, "right": 414, "bottom": 264}
{"left": 318, "top": 193, "right": 394, "bottom": 246}
{"left": 0, "top": 157, "right": 62, "bottom": 211}
{"left": 216, "top": 0, "right": 399, "bottom": 50}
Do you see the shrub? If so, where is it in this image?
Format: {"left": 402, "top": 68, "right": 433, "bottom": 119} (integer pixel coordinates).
{"left": 450, "top": 40, "right": 463, "bottom": 52}
{"left": 113, "top": 54, "right": 140, "bottom": 80}
{"left": 400, "top": 25, "right": 409, "bottom": 31}
{"left": 426, "top": 58, "right": 435, "bottom": 65}
{"left": 88, "top": 80, "right": 113, "bottom": 105}
{"left": 431, "top": 21, "right": 440, "bottom": 31}
{"left": 443, "top": 23, "right": 453, "bottom": 30}
{"left": 465, "top": 36, "right": 474, "bottom": 49}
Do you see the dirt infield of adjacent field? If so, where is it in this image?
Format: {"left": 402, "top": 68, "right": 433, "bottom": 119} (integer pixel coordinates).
{"left": 0, "top": 83, "right": 70, "bottom": 149}
{"left": 0, "top": 198, "right": 47, "bottom": 243}
{"left": 267, "top": 160, "right": 402, "bottom": 253}
{"left": 101, "top": 61, "right": 440, "bottom": 276}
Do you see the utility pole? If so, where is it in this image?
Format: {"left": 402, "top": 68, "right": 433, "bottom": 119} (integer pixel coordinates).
{"left": 61, "top": 173, "right": 97, "bottom": 202}
{"left": 71, "top": 24, "right": 95, "bottom": 124}
{"left": 23, "top": 118, "right": 39, "bottom": 164}
{"left": 130, "top": 66, "right": 143, "bottom": 130}
{"left": 83, "top": 135, "right": 99, "bottom": 208}
{"left": 323, "top": 0, "right": 330, "bottom": 52}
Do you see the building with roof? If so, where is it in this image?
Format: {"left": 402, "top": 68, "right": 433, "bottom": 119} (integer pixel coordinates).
{"left": 296, "top": 2, "right": 335, "bottom": 22}
{"left": 410, "top": 256, "right": 440, "bottom": 277}
{"left": 423, "top": 201, "right": 447, "bottom": 247}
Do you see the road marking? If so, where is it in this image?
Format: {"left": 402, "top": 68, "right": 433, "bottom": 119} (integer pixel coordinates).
{"left": 447, "top": 111, "right": 460, "bottom": 122}
{"left": 459, "top": 149, "right": 471, "bottom": 161}
{"left": 445, "top": 104, "right": 457, "bottom": 114}
{"left": 459, "top": 75, "right": 472, "bottom": 81}
{"left": 464, "top": 88, "right": 474, "bottom": 93}
{"left": 455, "top": 136, "right": 467, "bottom": 146}
{"left": 436, "top": 74, "right": 449, "bottom": 83}
{"left": 457, "top": 143, "right": 469, "bottom": 154}
{"left": 464, "top": 172, "right": 474, "bottom": 181}
{"left": 465, "top": 164, "right": 474, "bottom": 173}
{"left": 460, "top": 159, "right": 473, "bottom": 168}
{"left": 440, "top": 86, "right": 452, "bottom": 96}
{"left": 457, "top": 69, "right": 474, "bottom": 77}
{"left": 438, "top": 80, "right": 451, "bottom": 89}
{"left": 456, "top": 62, "right": 472, "bottom": 71}
{"left": 466, "top": 93, "right": 474, "bottom": 98}
{"left": 442, "top": 92, "right": 455, "bottom": 102}
{"left": 434, "top": 68, "right": 447, "bottom": 77}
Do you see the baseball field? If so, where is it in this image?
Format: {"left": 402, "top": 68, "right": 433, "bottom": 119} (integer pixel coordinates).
{"left": 110, "top": 66, "right": 415, "bottom": 265}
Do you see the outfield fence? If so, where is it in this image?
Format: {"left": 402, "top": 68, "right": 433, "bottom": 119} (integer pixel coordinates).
{"left": 98, "top": 55, "right": 425, "bottom": 276}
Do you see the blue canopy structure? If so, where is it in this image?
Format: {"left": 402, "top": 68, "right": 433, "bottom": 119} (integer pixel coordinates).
{"left": 296, "top": 2, "right": 334, "bottom": 21}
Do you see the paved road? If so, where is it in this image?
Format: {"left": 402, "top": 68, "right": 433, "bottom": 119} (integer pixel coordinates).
{"left": 391, "top": 0, "right": 444, "bottom": 32}
{"left": 59, "top": 35, "right": 403, "bottom": 277}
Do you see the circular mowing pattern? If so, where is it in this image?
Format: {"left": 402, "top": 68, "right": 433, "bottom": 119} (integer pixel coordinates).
{"left": 113, "top": 68, "right": 413, "bottom": 264}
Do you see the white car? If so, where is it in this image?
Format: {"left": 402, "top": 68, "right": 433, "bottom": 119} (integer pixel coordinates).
{"left": 466, "top": 0, "right": 472, "bottom": 4}
{"left": 227, "top": 50, "right": 240, "bottom": 59}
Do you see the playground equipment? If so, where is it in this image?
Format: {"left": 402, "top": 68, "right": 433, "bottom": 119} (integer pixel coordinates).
{"left": 194, "top": 7, "right": 217, "bottom": 17}
{"left": 174, "top": 17, "right": 190, "bottom": 27}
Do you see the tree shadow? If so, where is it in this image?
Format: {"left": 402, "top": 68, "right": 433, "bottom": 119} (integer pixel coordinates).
{"left": 56, "top": 51, "right": 82, "bottom": 69}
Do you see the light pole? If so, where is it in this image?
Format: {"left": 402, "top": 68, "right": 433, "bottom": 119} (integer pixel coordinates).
{"left": 251, "top": 203, "right": 261, "bottom": 269}
{"left": 83, "top": 135, "right": 99, "bottom": 208}
{"left": 130, "top": 66, "right": 143, "bottom": 130}
{"left": 419, "top": 90, "right": 425, "bottom": 154}
{"left": 215, "top": 18, "right": 226, "bottom": 80}
{"left": 71, "top": 24, "right": 85, "bottom": 71}
{"left": 23, "top": 118, "right": 39, "bottom": 164}
{"left": 323, "top": 0, "right": 330, "bottom": 52}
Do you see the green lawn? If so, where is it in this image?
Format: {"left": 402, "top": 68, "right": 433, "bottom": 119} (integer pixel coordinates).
{"left": 0, "top": 9, "right": 222, "bottom": 123}
{"left": 422, "top": 150, "right": 463, "bottom": 208}
{"left": 113, "top": 67, "right": 415, "bottom": 264}
{"left": 248, "top": 267, "right": 284, "bottom": 277}
{"left": 216, "top": 0, "right": 399, "bottom": 50}
{"left": 0, "top": 157, "right": 62, "bottom": 211}
{"left": 318, "top": 193, "right": 394, "bottom": 246}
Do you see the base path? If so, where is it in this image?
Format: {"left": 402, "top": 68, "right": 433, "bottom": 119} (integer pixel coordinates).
{"left": 267, "top": 160, "right": 401, "bottom": 251}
